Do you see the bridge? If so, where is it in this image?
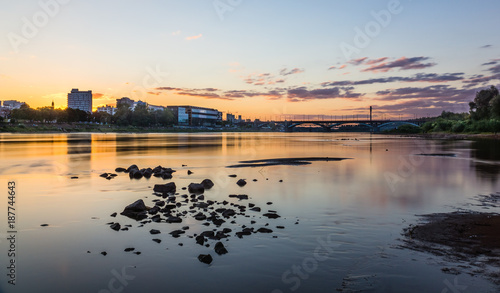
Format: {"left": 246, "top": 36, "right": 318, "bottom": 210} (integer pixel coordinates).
{"left": 250, "top": 119, "right": 427, "bottom": 132}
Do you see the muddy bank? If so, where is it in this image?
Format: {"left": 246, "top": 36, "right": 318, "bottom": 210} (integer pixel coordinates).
{"left": 401, "top": 210, "right": 500, "bottom": 284}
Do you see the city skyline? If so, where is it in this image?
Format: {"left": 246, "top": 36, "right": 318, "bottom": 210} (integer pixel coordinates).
{"left": 1, "top": 0, "right": 500, "bottom": 120}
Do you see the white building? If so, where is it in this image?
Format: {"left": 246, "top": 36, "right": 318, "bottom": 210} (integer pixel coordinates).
{"left": 96, "top": 105, "right": 116, "bottom": 115}
{"left": 148, "top": 104, "right": 165, "bottom": 111}
{"left": 67, "top": 89, "right": 92, "bottom": 112}
{"left": 2, "top": 100, "right": 24, "bottom": 109}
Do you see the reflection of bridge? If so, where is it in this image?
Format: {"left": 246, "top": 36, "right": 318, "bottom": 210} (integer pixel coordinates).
{"left": 252, "top": 119, "right": 426, "bottom": 132}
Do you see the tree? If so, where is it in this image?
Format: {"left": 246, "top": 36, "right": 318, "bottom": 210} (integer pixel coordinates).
{"left": 131, "top": 104, "right": 152, "bottom": 126}
{"left": 469, "top": 86, "right": 499, "bottom": 120}
{"left": 490, "top": 94, "right": 500, "bottom": 119}
{"left": 113, "top": 103, "right": 132, "bottom": 126}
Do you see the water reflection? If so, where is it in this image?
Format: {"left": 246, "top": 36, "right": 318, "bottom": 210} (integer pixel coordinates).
{"left": 470, "top": 139, "right": 500, "bottom": 182}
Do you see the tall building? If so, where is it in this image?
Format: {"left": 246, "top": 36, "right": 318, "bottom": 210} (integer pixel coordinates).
{"left": 168, "top": 106, "right": 222, "bottom": 126}
{"left": 67, "top": 89, "right": 92, "bottom": 112}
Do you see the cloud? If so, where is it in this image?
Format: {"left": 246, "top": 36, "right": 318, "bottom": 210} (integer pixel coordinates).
{"left": 287, "top": 86, "right": 364, "bottom": 102}
{"left": 280, "top": 68, "right": 305, "bottom": 76}
{"left": 321, "top": 73, "right": 464, "bottom": 87}
{"left": 93, "top": 93, "right": 104, "bottom": 98}
{"left": 365, "top": 57, "right": 388, "bottom": 65}
{"left": 186, "top": 34, "right": 202, "bottom": 41}
{"left": 480, "top": 45, "right": 492, "bottom": 49}
{"left": 154, "top": 86, "right": 284, "bottom": 101}
{"left": 362, "top": 57, "right": 436, "bottom": 73}
{"left": 375, "top": 85, "right": 477, "bottom": 103}
{"left": 348, "top": 57, "right": 368, "bottom": 65}
{"left": 172, "top": 30, "right": 181, "bottom": 36}
{"left": 147, "top": 91, "right": 161, "bottom": 95}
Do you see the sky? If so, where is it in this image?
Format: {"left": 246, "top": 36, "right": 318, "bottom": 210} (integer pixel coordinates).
{"left": 1, "top": 0, "right": 499, "bottom": 120}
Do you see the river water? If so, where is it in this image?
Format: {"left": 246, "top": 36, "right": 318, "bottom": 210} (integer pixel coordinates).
{"left": 0, "top": 132, "right": 499, "bottom": 293}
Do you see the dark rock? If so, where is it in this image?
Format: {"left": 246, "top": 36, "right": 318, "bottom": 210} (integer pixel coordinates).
{"left": 182, "top": 226, "right": 190, "bottom": 230}
{"left": 267, "top": 202, "right": 273, "bottom": 205}
{"left": 201, "top": 179, "right": 214, "bottom": 189}
{"left": 126, "top": 164, "right": 139, "bottom": 172}
{"left": 279, "top": 180, "right": 283, "bottom": 183}
{"left": 161, "top": 172, "right": 173, "bottom": 180}
{"left": 214, "top": 242, "right": 228, "bottom": 255}
{"left": 115, "top": 167, "right": 126, "bottom": 172}
{"left": 154, "top": 182, "right": 177, "bottom": 195}
{"left": 148, "top": 206, "right": 160, "bottom": 215}
{"left": 250, "top": 207, "right": 261, "bottom": 212}
{"left": 110, "top": 223, "right": 121, "bottom": 231}
{"left": 110, "top": 174, "right": 118, "bottom": 177}
{"left": 236, "top": 179, "right": 247, "bottom": 187}
{"left": 166, "top": 216, "right": 182, "bottom": 223}
{"left": 194, "top": 213, "right": 207, "bottom": 221}
{"left": 257, "top": 227, "right": 273, "bottom": 233}
{"left": 70, "top": 176, "right": 78, "bottom": 179}
{"left": 228, "top": 174, "right": 237, "bottom": 178}
{"left": 178, "top": 243, "right": 183, "bottom": 246}
{"left": 150, "top": 229, "right": 161, "bottom": 235}
{"left": 124, "top": 248, "right": 135, "bottom": 252}
{"left": 263, "top": 213, "right": 280, "bottom": 219}
{"left": 253, "top": 179, "right": 258, "bottom": 182}
{"left": 101, "top": 251, "right": 107, "bottom": 256}
{"left": 100, "top": 173, "right": 109, "bottom": 178}
{"left": 198, "top": 254, "right": 213, "bottom": 264}
{"left": 169, "top": 230, "right": 185, "bottom": 238}
{"left": 129, "top": 169, "right": 143, "bottom": 179}
{"left": 276, "top": 226, "right": 285, "bottom": 229}
{"left": 222, "top": 209, "right": 236, "bottom": 218}
{"left": 187, "top": 170, "right": 193, "bottom": 175}
{"left": 143, "top": 168, "right": 153, "bottom": 178}
{"left": 40, "top": 224, "right": 49, "bottom": 227}
{"left": 188, "top": 183, "right": 205, "bottom": 194}
{"left": 151, "top": 215, "right": 162, "bottom": 222}
{"left": 195, "top": 235, "right": 205, "bottom": 245}
{"left": 121, "top": 199, "right": 149, "bottom": 220}
{"left": 134, "top": 252, "right": 141, "bottom": 255}
{"left": 248, "top": 203, "right": 255, "bottom": 208}
{"left": 152, "top": 239, "right": 161, "bottom": 243}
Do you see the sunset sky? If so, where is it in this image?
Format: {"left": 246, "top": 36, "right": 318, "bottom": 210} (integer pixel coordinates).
{"left": 1, "top": 0, "right": 499, "bottom": 120}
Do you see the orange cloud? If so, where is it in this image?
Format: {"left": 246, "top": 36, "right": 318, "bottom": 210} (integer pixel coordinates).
{"left": 186, "top": 34, "right": 202, "bottom": 41}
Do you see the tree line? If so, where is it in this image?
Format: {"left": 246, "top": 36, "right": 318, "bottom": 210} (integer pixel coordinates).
{"left": 7, "top": 103, "right": 175, "bottom": 127}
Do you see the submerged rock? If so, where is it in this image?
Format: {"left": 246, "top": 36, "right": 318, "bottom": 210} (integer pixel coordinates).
{"left": 236, "top": 179, "right": 247, "bottom": 187}
{"left": 110, "top": 223, "right": 121, "bottom": 231}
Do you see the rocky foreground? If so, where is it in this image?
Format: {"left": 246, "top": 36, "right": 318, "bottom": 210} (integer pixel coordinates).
{"left": 100, "top": 164, "right": 294, "bottom": 265}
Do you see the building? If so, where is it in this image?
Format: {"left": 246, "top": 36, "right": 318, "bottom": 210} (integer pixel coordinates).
{"left": 168, "top": 106, "right": 222, "bottom": 126}
{"left": 116, "top": 97, "right": 135, "bottom": 108}
{"left": 148, "top": 104, "right": 165, "bottom": 112}
{"left": 226, "top": 113, "right": 236, "bottom": 123}
{"left": 96, "top": 105, "right": 116, "bottom": 115}
{"left": 2, "top": 100, "right": 24, "bottom": 109}
{"left": 238, "top": 115, "right": 242, "bottom": 122}
{"left": 132, "top": 100, "right": 147, "bottom": 110}
{"left": 67, "top": 89, "right": 92, "bottom": 112}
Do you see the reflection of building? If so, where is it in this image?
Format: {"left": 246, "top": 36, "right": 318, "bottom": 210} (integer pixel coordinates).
{"left": 2, "top": 100, "right": 24, "bottom": 109}
{"left": 68, "top": 89, "right": 93, "bottom": 112}
{"left": 168, "top": 106, "right": 222, "bottom": 126}
{"left": 97, "top": 105, "right": 116, "bottom": 115}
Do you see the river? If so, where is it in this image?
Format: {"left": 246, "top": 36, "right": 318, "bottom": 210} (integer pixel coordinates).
{"left": 0, "top": 132, "right": 499, "bottom": 293}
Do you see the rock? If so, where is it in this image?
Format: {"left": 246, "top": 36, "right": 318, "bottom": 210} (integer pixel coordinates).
{"left": 148, "top": 206, "right": 160, "bottom": 215}
{"left": 276, "top": 226, "right": 285, "bottom": 229}
{"left": 110, "top": 223, "right": 121, "bottom": 231}
{"left": 229, "top": 194, "right": 248, "bottom": 200}
{"left": 121, "top": 199, "right": 149, "bottom": 220}
{"left": 253, "top": 179, "right": 258, "bottom": 182}
{"left": 115, "top": 167, "right": 126, "bottom": 172}
{"left": 187, "top": 170, "right": 193, "bottom": 175}
{"left": 70, "top": 176, "right": 78, "bottom": 179}
{"left": 161, "top": 172, "right": 173, "bottom": 179}
{"left": 143, "top": 168, "right": 153, "bottom": 178}
{"left": 126, "top": 164, "right": 139, "bottom": 172}
{"left": 236, "top": 179, "right": 247, "bottom": 187}
{"left": 124, "top": 248, "right": 135, "bottom": 252}
{"left": 129, "top": 169, "right": 143, "bottom": 179}
{"left": 154, "top": 182, "right": 177, "bottom": 195}
{"left": 195, "top": 235, "right": 205, "bottom": 245}
{"left": 201, "top": 179, "right": 214, "bottom": 189}
{"left": 188, "top": 183, "right": 205, "bottom": 194}
{"left": 150, "top": 229, "right": 161, "bottom": 235}
{"left": 100, "top": 173, "right": 109, "bottom": 178}
{"left": 198, "top": 254, "right": 213, "bottom": 264}
{"left": 257, "top": 227, "right": 273, "bottom": 233}
{"left": 152, "top": 239, "right": 162, "bottom": 243}
{"left": 279, "top": 180, "right": 283, "bottom": 183}
{"left": 194, "top": 213, "right": 207, "bottom": 221}
{"left": 101, "top": 251, "right": 107, "bottom": 256}
{"left": 267, "top": 202, "right": 273, "bottom": 205}
{"left": 228, "top": 174, "right": 237, "bottom": 178}
{"left": 134, "top": 252, "right": 141, "bottom": 255}
{"left": 169, "top": 230, "right": 185, "bottom": 238}
{"left": 166, "top": 216, "right": 182, "bottom": 223}
{"left": 250, "top": 207, "right": 261, "bottom": 212}
{"left": 263, "top": 213, "right": 281, "bottom": 219}
{"left": 214, "top": 242, "right": 228, "bottom": 255}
